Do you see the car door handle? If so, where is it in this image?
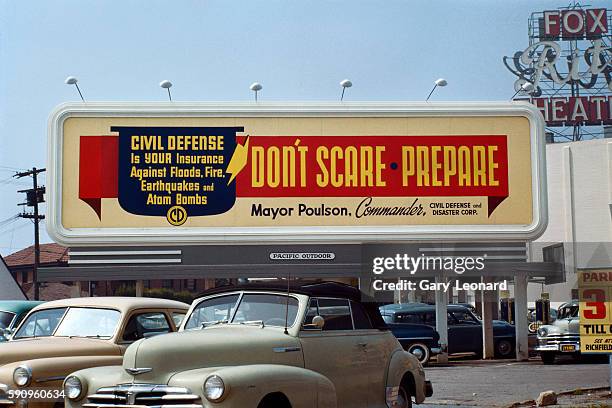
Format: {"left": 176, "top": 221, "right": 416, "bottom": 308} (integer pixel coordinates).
{"left": 273, "top": 346, "right": 301, "bottom": 353}
{"left": 357, "top": 342, "right": 368, "bottom": 348}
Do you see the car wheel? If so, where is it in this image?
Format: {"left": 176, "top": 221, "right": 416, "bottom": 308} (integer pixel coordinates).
{"left": 495, "top": 339, "right": 514, "bottom": 358}
{"left": 396, "top": 385, "right": 413, "bottom": 408}
{"left": 541, "top": 351, "right": 556, "bottom": 364}
{"left": 407, "top": 343, "right": 431, "bottom": 365}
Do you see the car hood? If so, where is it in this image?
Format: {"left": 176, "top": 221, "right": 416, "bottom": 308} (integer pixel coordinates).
{"left": 542, "top": 317, "right": 580, "bottom": 334}
{"left": 0, "top": 337, "right": 120, "bottom": 366}
{"left": 123, "top": 325, "right": 303, "bottom": 383}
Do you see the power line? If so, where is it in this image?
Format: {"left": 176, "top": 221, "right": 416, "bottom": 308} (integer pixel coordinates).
{"left": 0, "top": 214, "right": 19, "bottom": 225}
{"left": 0, "top": 218, "right": 30, "bottom": 235}
{"left": 0, "top": 165, "right": 26, "bottom": 171}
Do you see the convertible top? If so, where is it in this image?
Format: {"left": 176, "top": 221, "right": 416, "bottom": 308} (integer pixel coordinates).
{"left": 198, "top": 280, "right": 362, "bottom": 300}
{"left": 197, "top": 280, "right": 388, "bottom": 330}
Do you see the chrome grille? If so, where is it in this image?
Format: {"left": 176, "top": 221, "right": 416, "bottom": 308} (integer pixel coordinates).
{"left": 538, "top": 334, "right": 580, "bottom": 345}
{"left": 84, "top": 384, "right": 201, "bottom": 408}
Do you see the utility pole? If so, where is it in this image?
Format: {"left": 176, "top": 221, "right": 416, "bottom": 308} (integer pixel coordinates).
{"left": 15, "top": 167, "right": 46, "bottom": 300}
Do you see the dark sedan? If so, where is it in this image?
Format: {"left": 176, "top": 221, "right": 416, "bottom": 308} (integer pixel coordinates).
{"left": 380, "top": 303, "right": 516, "bottom": 358}
{"left": 386, "top": 322, "right": 441, "bottom": 365}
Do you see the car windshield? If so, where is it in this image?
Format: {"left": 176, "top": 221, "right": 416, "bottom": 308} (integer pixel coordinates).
{"left": 184, "top": 293, "right": 299, "bottom": 329}
{"left": 558, "top": 305, "right": 579, "bottom": 319}
{"left": 232, "top": 294, "right": 299, "bottom": 327}
{"left": 14, "top": 307, "right": 120, "bottom": 339}
{"left": 0, "top": 311, "right": 15, "bottom": 329}
{"left": 54, "top": 308, "right": 121, "bottom": 338}
{"left": 184, "top": 294, "right": 241, "bottom": 330}
{"left": 14, "top": 308, "right": 67, "bottom": 338}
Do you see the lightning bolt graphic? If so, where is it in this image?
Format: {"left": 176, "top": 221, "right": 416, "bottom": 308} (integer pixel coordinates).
{"left": 226, "top": 135, "right": 250, "bottom": 185}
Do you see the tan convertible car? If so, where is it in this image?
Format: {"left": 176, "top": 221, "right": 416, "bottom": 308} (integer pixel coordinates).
{"left": 0, "top": 297, "right": 189, "bottom": 408}
{"left": 63, "top": 282, "right": 432, "bottom": 408}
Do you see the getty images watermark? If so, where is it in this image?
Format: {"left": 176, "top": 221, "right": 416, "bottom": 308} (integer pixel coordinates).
{"left": 371, "top": 254, "right": 508, "bottom": 292}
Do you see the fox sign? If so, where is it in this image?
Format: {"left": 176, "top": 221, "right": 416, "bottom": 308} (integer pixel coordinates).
{"left": 46, "top": 102, "right": 547, "bottom": 245}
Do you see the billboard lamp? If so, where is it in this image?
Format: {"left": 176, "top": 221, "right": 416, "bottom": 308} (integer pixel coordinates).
{"left": 64, "top": 76, "right": 85, "bottom": 102}
{"left": 160, "top": 80, "right": 173, "bottom": 101}
{"left": 426, "top": 78, "right": 447, "bottom": 101}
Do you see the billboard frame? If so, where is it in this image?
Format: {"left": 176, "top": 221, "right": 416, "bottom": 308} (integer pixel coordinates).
{"left": 47, "top": 101, "right": 547, "bottom": 246}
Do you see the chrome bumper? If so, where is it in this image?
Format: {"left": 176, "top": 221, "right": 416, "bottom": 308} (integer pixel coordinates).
{"left": 0, "top": 384, "right": 14, "bottom": 406}
{"left": 535, "top": 341, "right": 580, "bottom": 353}
{"left": 430, "top": 347, "right": 442, "bottom": 355}
{"left": 83, "top": 405, "right": 201, "bottom": 408}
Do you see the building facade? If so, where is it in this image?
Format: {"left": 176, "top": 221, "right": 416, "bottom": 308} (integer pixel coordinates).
{"left": 528, "top": 138, "right": 612, "bottom": 306}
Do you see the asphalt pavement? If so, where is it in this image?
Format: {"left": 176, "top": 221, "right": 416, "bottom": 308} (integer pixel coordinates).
{"left": 418, "top": 357, "right": 610, "bottom": 407}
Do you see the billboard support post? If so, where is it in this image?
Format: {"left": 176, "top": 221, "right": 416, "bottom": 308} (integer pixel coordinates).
{"left": 435, "top": 275, "right": 449, "bottom": 364}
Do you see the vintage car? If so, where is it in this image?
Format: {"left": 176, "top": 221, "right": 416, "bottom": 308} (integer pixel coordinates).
{"left": 64, "top": 282, "right": 432, "bottom": 408}
{"left": 536, "top": 300, "right": 580, "bottom": 364}
{"left": 380, "top": 303, "right": 516, "bottom": 358}
{"left": 0, "top": 301, "right": 44, "bottom": 342}
{"left": 384, "top": 322, "right": 441, "bottom": 365}
{"left": 0, "top": 297, "right": 189, "bottom": 407}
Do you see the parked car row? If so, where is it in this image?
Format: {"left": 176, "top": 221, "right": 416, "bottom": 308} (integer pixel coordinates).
{"left": 0, "top": 282, "right": 433, "bottom": 408}
{"left": 0, "top": 297, "right": 188, "bottom": 408}
{"left": 381, "top": 303, "right": 516, "bottom": 359}
{"left": 385, "top": 300, "right": 589, "bottom": 366}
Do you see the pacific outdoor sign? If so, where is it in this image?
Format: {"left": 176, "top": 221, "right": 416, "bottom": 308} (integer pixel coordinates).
{"left": 579, "top": 271, "right": 612, "bottom": 353}
{"left": 504, "top": 7, "right": 612, "bottom": 127}
{"left": 46, "top": 102, "right": 547, "bottom": 245}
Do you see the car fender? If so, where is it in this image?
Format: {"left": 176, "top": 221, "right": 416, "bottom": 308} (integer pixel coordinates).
{"left": 0, "top": 355, "right": 122, "bottom": 389}
{"left": 169, "top": 364, "right": 336, "bottom": 408}
{"left": 386, "top": 349, "right": 427, "bottom": 404}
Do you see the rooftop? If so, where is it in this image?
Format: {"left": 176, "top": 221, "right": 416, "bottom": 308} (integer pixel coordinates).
{"left": 4, "top": 243, "right": 69, "bottom": 267}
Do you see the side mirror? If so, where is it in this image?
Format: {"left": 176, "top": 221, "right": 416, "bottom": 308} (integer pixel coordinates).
{"left": 0, "top": 328, "right": 12, "bottom": 340}
{"left": 302, "top": 315, "right": 325, "bottom": 330}
{"left": 312, "top": 315, "right": 325, "bottom": 330}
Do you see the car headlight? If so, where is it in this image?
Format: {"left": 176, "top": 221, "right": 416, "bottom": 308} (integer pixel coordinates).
{"left": 203, "top": 375, "right": 225, "bottom": 402}
{"left": 64, "top": 376, "right": 83, "bottom": 400}
{"left": 538, "top": 327, "right": 548, "bottom": 337}
{"left": 13, "top": 366, "right": 32, "bottom": 387}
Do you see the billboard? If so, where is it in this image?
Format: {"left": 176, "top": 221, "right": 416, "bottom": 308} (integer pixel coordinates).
{"left": 579, "top": 271, "right": 612, "bottom": 353}
{"left": 47, "top": 102, "right": 547, "bottom": 245}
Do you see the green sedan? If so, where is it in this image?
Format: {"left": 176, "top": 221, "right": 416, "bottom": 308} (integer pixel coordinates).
{"left": 0, "top": 301, "right": 44, "bottom": 341}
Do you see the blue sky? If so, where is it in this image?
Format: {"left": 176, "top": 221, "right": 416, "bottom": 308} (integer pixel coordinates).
{"left": 0, "top": 0, "right": 608, "bottom": 255}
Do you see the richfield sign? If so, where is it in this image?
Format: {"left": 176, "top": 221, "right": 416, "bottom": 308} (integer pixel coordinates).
{"left": 504, "top": 7, "right": 612, "bottom": 126}
{"left": 47, "top": 102, "right": 547, "bottom": 245}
